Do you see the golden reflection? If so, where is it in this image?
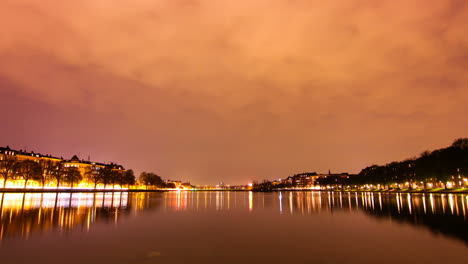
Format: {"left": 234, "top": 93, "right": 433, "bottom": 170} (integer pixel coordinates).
{"left": 289, "top": 192, "right": 293, "bottom": 214}
{"left": 0, "top": 192, "right": 129, "bottom": 240}
{"left": 355, "top": 192, "right": 359, "bottom": 208}
{"left": 442, "top": 194, "right": 447, "bottom": 213}
{"left": 448, "top": 194, "right": 455, "bottom": 215}
{"left": 2, "top": 191, "right": 468, "bottom": 242}
{"left": 462, "top": 195, "right": 467, "bottom": 219}
{"left": 279, "top": 192, "right": 283, "bottom": 214}
{"left": 378, "top": 193, "right": 383, "bottom": 211}
{"left": 422, "top": 194, "right": 427, "bottom": 214}
{"left": 432, "top": 194, "right": 437, "bottom": 213}
{"left": 407, "top": 194, "right": 412, "bottom": 215}
{"left": 396, "top": 193, "right": 401, "bottom": 213}
{"left": 361, "top": 193, "right": 366, "bottom": 208}
{"left": 174, "top": 191, "right": 468, "bottom": 224}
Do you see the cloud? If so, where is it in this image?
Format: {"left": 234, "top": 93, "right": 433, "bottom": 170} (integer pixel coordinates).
{"left": 1, "top": 0, "right": 468, "bottom": 184}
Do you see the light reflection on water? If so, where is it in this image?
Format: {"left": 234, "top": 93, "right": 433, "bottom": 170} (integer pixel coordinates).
{"left": 0, "top": 192, "right": 129, "bottom": 240}
{"left": 163, "top": 191, "right": 468, "bottom": 218}
{"left": 1, "top": 191, "right": 468, "bottom": 245}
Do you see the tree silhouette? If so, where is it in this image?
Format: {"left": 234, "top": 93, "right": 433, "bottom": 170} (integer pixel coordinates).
{"left": 65, "top": 167, "right": 83, "bottom": 188}
{"left": 85, "top": 164, "right": 102, "bottom": 189}
{"left": 38, "top": 159, "right": 56, "bottom": 188}
{"left": 51, "top": 162, "right": 65, "bottom": 188}
{"left": 122, "top": 169, "right": 136, "bottom": 188}
{"left": 345, "top": 138, "right": 468, "bottom": 189}
{"left": 16, "top": 160, "right": 41, "bottom": 188}
{"left": 0, "top": 154, "right": 19, "bottom": 188}
{"left": 110, "top": 169, "right": 123, "bottom": 189}
{"left": 139, "top": 172, "right": 164, "bottom": 189}
{"left": 165, "top": 182, "right": 176, "bottom": 189}
{"left": 100, "top": 166, "right": 113, "bottom": 189}
{"left": 452, "top": 138, "right": 468, "bottom": 149}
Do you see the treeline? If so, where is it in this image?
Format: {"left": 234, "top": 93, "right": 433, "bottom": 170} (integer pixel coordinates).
{"left": 252, "top": 180, "right": 276, "bottom": 192}
{"left": 318, "top": 138, "right": 468, "bottom": 189}
{"left": 139, "top": 172, "right": 177, "bottom": 189}
{"left": 0, "top": 154, "right": 178, "bottom": 189}
{"left": 0, "top": 156, "right": 136, "bottom": 189}
{"left": 253, "top": 138, "right": 468, "bottom": 191}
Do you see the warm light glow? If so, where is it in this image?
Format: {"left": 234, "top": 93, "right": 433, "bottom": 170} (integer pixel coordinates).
{"left": 0, "top": 179, "right": 129, "bottom": 190}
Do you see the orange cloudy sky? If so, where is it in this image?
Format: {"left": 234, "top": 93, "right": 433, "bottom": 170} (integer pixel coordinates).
{"left": 1, "top": 0, "right": 468, "bottom": 184}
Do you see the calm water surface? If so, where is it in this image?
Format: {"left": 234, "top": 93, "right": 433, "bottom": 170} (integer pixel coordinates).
{"left": 0, "top": 191, "right": 467, "bottom": 263}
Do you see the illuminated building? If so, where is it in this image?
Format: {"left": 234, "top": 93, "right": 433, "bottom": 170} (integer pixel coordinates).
{"left": 0, "top": 146, "right": 62, "bottom": 163}
{"left": 278, "top": 172, "right": 352, "bottom": 188}
{"left": 285, "top": 172, "right": 319, "bottom": 187}
{"left": 62, "top": 155, "right": 125, "bottom": 177}
{"left": 1, "top": 146, "right": 127, "bottom": 188}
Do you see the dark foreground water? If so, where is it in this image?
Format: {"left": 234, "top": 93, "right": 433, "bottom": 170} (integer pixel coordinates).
{"left": 0, "top": 191, "right": 467, "bottom": 264}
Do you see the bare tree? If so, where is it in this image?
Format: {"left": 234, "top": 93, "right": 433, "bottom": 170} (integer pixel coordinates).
{"left": 123, "top": 169, "right": 136, "bottom": 188}
{"left": 0, "top": 154, "right": 19, "bottom": 188}
{"left": 38, "top": 159, "right": 56, "bottom": 188}
{"left": 100, "top": 166, "right": 113, "bottom": 189}
{"left": 16, "top": 160, "right": 42, "bottom": 188}
{"left": 65, "top": 167, "right": 83, "bottom": 188}
{"left": 51, "top": 162, "right": 65, "bottom": 188}
{"left": 110, "top": 169, "right": 123, "bottom": 189}
{"left": 85, "top": 165, "right": 102, "bottom": 189}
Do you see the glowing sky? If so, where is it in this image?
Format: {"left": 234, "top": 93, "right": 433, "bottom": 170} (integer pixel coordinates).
{"left": 1, "top": 0, "right": 468, "bottom": 185}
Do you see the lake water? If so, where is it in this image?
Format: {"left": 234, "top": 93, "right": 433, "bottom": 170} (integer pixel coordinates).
{"left": 0, "top": 191, "right": 467, "bottom": 263}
